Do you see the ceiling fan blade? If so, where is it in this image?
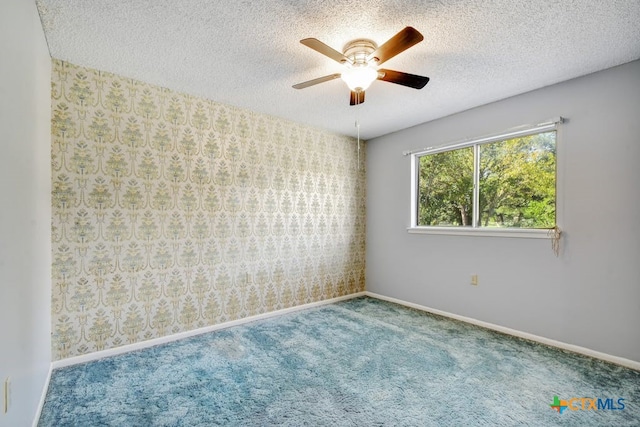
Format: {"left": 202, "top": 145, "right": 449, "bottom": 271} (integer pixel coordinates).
{"left": 368, "top": 27, "right": 424, "bottom": 65}
{"left": 378, "top": 69, "right": 430, "bottom": 89}
{"left": 349, "top": 90, "right": 365, "bottom": 106}
{"left": 300, "top": 38, "right": 351, "bottom": 64}
{"left": 293, "top": 73, "right": 342, "bottom": 89}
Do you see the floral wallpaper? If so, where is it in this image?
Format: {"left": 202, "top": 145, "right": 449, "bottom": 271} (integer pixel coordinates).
{"left": 51, "top": 59, "right": 366, "bottom": 360}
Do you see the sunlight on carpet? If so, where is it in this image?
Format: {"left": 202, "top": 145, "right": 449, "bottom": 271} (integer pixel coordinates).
{"left": 39, "top": 297, "right": 640, "bottom": 426}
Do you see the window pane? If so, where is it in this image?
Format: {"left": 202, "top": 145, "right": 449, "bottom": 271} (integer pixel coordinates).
{"left": 478, "top": 131, "right": 556, "bottom": 228}
{"left": 418, "top": 147, "right": 473, "bottom": 226}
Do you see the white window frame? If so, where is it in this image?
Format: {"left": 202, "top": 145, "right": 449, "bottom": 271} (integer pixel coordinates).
{"left": 408, "top": 119, "right": 563, "bottom": 238}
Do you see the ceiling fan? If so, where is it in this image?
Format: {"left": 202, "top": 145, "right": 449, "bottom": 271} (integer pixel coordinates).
{"left": 293, "top": 27, "right": 430, "bottom": 105}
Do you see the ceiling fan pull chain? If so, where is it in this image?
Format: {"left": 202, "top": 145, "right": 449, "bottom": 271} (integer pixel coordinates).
{"left": 356, "top": 120, "right": 361, "bottom": 170}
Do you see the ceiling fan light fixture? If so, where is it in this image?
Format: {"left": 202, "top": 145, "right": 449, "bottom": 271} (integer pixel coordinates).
{"left": 341, "top": 65, "right": 378, "bottom": 92}
{"left": 293, "top": 27, "right": 429, "bottom": 105}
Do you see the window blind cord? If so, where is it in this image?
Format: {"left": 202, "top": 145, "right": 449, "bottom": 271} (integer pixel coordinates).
{"left": 548, "top": 225, "right": 562, "bottom": 257}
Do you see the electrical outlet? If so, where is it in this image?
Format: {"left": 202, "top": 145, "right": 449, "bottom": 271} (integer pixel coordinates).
{"left": 3, "top": 377, "right": 10, "bottom": 414}
{"left": 471, "top": 275, "right": 478, "bottom": 286}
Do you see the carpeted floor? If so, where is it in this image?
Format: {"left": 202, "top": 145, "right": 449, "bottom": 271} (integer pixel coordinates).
{"left": 39, "top": 297, "right": 640, "bottom": 426}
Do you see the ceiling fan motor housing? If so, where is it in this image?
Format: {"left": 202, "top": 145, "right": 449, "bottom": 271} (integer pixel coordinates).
{"left": 342, "top": 39, "right": 378, "bottom": 65}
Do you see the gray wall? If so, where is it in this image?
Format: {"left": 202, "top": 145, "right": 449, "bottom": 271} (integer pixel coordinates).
{"left": 0, "top": 0, "right": 52, "bottom": 425}
{"left": 366, "top": 60, "right": 640, "bottom": 363}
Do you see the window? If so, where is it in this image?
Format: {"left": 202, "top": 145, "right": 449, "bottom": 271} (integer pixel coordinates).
{"left": 409, "top": 121, "right": 560, "bottom": 237}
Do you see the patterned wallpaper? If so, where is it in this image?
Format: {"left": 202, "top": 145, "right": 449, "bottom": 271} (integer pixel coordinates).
{"left": 51, "top": 59, "right": 366, "bottom": 360}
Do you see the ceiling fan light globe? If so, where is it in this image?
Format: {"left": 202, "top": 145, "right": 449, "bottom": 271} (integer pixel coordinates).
{"left": 341, "top": 65, "right": 378, "bottom": 92}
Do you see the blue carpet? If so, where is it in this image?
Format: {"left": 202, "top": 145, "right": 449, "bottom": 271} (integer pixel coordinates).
{"left": 39, "top": 297, "right": 640, "bottom": 426}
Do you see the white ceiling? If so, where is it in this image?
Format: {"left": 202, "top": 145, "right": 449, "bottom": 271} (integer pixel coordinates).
{"left": 36, "top": 0, "right": 640, "bottom": 140}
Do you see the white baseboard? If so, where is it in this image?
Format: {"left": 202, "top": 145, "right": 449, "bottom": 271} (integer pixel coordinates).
{"left": 52, "top": 292, "right": 366, "bottom": 369}
{"left": 365, "top": 291, "right": 640, "bottom": 371}
{"left": 49, "top": 289, "right": 640, "bottom": 372}
{"left": 32, "top": 363, "right": 52, "bottom": 427}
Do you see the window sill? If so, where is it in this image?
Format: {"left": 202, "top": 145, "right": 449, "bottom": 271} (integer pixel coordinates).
{"left": 407, "top": 226, "right": 555, "bottom": 239}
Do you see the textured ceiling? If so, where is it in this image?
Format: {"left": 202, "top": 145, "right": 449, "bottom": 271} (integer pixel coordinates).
{"left": 36, "top": 0, "right": 640, "bottom": 140}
